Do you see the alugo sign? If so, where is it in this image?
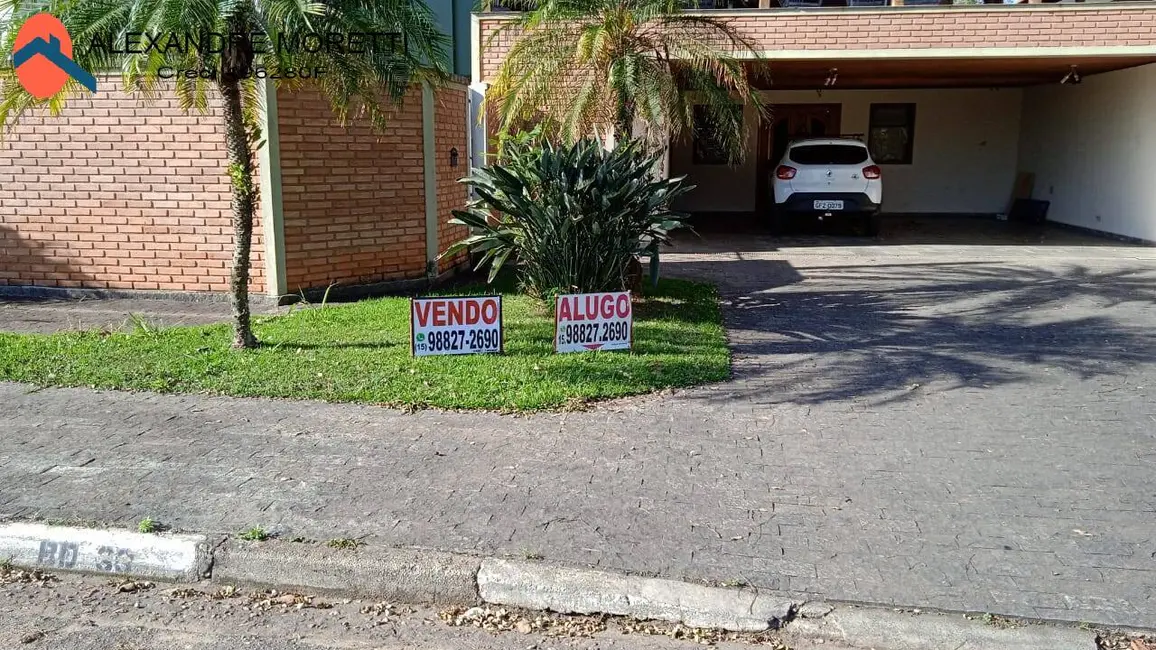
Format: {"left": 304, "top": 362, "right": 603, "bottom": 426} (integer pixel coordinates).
{"left": 411, "top": 296, "right": 503, "bottom": 356}
{"left": 555, "top": 291, "right": 633, "bottom": 353}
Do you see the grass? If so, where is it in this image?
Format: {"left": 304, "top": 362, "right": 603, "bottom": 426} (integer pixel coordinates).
{"left": 137, "top": 518, "right": 161, "bottom": 534}
{"left": 238, "top": 527, "right": 269, "bottom": 542}
{"left": 0, "top": 279, "right": 730, "bottom": 411}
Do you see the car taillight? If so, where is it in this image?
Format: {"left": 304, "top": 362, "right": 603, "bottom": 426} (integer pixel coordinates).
{"left": 863, "top": 165, "right": 882, "bottom": 180}
{"left": 775, "top": 165, "right": 797, "bottom": 180}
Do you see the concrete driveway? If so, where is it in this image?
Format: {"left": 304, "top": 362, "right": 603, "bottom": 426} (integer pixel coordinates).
{"left": 645, "top": 217, "right": 1156, "bottom": 624}
{"left": 666, "top": 217, "right": 1156, "bottom": 406}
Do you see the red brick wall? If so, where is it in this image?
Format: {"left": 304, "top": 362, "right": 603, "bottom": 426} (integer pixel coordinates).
{"left": 478, "top": 6, "right": 1156, "bottom": 82}
{"left": 0, "top": 84, "right": 266, "bottom": 293}
{"left": 0, "top": 80, "right": 470, "bottom": 297}
{"left": 435, "top": 84, "right": 470, "bottom": 273}
{"left": 276, "top": 83, "right": 470, "bottom": 291}
{"left": 277, "top": 86, "right": 428, "bottom": 291}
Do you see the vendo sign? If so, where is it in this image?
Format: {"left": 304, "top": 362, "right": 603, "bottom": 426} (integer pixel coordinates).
{"left": 411, "top": 296, "right": 503, "bottom": 356}
{"left": 555, "top": 291, "right": 633, "bottom": 353}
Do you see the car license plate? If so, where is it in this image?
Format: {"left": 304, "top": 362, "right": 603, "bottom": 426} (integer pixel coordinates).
{"left": 814, "top": 200, "right": 844, "bottom": 210}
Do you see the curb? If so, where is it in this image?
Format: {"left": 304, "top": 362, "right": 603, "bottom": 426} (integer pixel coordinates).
{"left": 0, "top": 522, "right": 1107, "bottom": 650}
{"left": 785, "top": 606, "right": 1098, "bottom": 650}
{"left": 0, "top": 522, "right": 210, "bottom": 582}
{"left": 212, "top": 539, "right": 480, "bottom": 605}
{"left": 478, "top": 558, "right": 793, "bottom": 632}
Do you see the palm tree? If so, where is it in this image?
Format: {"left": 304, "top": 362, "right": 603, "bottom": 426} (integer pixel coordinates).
{"left": 485, "top": 0, "right": 764, "bottom": 158}
{"left": 0, "top": 0, "right": 450, "bottom": 348}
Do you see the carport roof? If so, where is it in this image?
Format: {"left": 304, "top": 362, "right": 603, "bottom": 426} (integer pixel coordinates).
{"left": 744, "top": 55, "right": 1156, "bottom": 89}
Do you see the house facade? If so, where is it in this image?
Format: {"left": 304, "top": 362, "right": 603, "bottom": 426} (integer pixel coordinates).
{"left": 1, "top": 6, "right": 481, "bottom": 301}
{"left": 472, "top": 3, "right": 1156, "bottom": 242}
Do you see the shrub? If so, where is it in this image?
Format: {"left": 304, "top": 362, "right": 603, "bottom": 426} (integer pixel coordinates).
{"left": 445, "top": 139, "right": 692, "bottom": 297}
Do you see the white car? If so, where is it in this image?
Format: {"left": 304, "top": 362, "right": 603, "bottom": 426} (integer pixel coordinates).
{"left": 771, "top": 138, "right": 883, "bottom": 235}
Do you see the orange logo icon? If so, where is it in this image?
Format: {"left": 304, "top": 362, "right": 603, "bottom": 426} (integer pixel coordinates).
{"left": 13, "top": 13, "right": 97, "bottom": 99}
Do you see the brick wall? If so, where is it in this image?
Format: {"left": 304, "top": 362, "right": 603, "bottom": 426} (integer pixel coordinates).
{"left": 478, "top": 6, "right": 1156, "bottom": 82}
{"left": 0, "top": 84, "right": 265, "bottom": 293}
{"left": 0, "top": 80, "right": 471, "bottom": 297}
{"left": 435, "top": 84, "right": 470, "bottom": 274}
{"left": 276, "top": 83, "right": 470, "bottom": 291}
{"left": 277, "top": 86, "right": 428, "bottom": 292}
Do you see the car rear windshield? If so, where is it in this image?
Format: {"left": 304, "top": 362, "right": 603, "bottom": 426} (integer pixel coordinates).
{"left": 789, "top": 144, "right": 869, "bottom": 165}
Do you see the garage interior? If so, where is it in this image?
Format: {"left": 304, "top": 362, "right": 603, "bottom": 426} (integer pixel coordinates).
{"left": 669, "top": 55, "right": 1156, "bottom": 243}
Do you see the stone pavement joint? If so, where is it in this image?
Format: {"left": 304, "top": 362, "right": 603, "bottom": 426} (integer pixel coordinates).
{"left": 2, "top": 237, "right": 1156, "bottom": 628}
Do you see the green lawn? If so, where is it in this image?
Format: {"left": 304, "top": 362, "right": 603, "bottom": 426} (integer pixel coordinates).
{"left": 0, "top": 279, "right": 730, "bottom": 411}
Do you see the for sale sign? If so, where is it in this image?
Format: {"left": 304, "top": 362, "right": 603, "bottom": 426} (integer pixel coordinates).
{"left": 411, "top": 296, "right": 503, "bottom": 357}
{"left": 554, "top": 291, "right": 633, "bottom": 353}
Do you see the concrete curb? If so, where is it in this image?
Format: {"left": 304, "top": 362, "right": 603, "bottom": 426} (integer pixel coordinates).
{"left": 212, "top": 539, "right": 481, "bottom": 605}
{"left": 0, "top": 522, "right": 1111, "bottom": 650}
{"left": 786, "top": 606, "right": 1099, "bottom": 650}
{"left": 0, "top": 522, "right": 210, "bottom": 582}
{"left": 478, "top": 558, "right": 794, "bottom": 632}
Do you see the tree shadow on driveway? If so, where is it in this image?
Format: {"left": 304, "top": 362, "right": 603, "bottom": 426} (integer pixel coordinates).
{"left": 671, "top": 258, "right": 1156, "bottom": 406}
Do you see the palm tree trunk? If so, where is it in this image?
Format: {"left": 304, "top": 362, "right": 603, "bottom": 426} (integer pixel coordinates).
{"left": 615, "top": 87, "right": 634, "bottom": 148}
{"left": 218, "top": 77, "right": 259, "bottom": 349}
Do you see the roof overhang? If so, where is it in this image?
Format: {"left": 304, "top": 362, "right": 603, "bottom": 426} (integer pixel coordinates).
{"left": 741, "top": 54, "right": 1156, "bottom": 90}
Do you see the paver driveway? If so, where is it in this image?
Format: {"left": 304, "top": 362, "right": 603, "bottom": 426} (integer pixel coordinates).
{"left": 2, "top": 219, "right": 1155, "bottom": 627}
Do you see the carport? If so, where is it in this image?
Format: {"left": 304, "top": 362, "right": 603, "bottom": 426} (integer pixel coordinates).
{"left": 669, "top": 55, "right": 1156, "bottom": 243}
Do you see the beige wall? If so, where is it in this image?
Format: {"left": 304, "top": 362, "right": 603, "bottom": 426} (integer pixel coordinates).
{"left": 1017, "top": 63, "right": 1156, "bottom": 242}
{"left": 670, "top": 88, "right": 1024, "bottom": 215}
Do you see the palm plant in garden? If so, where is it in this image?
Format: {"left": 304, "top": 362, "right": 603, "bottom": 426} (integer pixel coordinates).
{"left": 446, "top": 139, "right": 691, "bottom": 297}
{"left": 485, "top": 0, "right": 764, "bottom": 158}
{"left": 0, "top": 0, "right": 449, "bottom": 348}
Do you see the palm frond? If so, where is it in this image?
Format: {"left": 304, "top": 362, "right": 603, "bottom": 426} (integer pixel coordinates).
{"left": 488, "top": 0, "right": 763, "bottom": 158}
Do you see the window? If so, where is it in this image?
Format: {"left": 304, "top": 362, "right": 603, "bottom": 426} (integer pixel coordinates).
{"left": 692, "top": 105, "right": 740, "bottom": 165}
{"left": 868, "top": 103, "right": 916, "bottom": 165}
{"left": 788, "top": 144, "right": 870, "bottom": 166}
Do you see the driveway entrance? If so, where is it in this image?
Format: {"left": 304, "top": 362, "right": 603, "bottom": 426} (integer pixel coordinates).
{"left": 649, "top": 220, "right": 1156, "bottom": 624}
{"left": 666, "top": 216, "right": 1156, "bottom": 404}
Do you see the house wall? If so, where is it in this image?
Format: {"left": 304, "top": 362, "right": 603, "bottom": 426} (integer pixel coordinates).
{"left": 476, "top": 6, "right": 1156, "bottom": 83}
{"left": 1017, "top": 63, "right": 1156, "bottom": 242}
{"left": 276, "top": 82, "right": 471, "bottom": 293}
{"left": 277, "top": 87, "right": 429, "bottom": 292}
{"left": 434, "top": 85, "right": 471, "bottom": 273}
{"left": 429, "top": 0, "right": 472, "bottom": 76}
{"left": 0, "top": 83, "right": 265, "bottom": 293}
{"left": 670, "top": 88, "right": 1023, "bottom": 215}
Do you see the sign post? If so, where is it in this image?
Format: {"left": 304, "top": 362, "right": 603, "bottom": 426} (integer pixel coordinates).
{"left": 554, "top": 291, "right": 633, "bottom": 353}
{"left": 411, "top": 296, "right": 503, "bottom": 357}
